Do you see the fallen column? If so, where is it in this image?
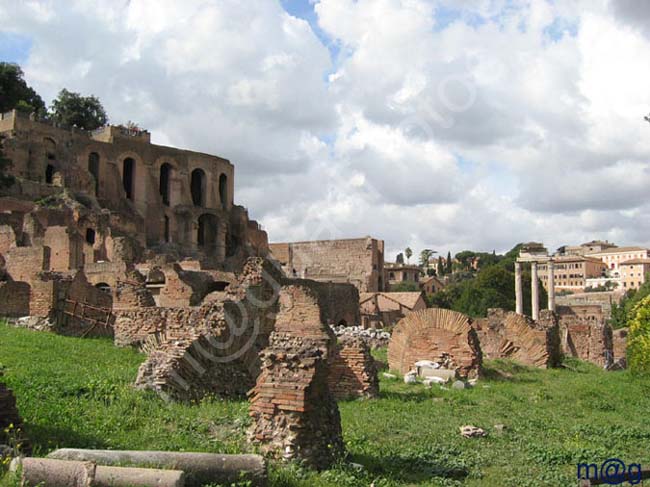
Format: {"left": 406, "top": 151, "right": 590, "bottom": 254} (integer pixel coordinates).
{"left": 94, "top": 465, "right": 185, "bottom": 487}
{"left": 47, "top": 449, "right": 267, "bottom": 487}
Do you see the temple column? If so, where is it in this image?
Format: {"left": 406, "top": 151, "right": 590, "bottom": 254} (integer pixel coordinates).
{"left": 515, "top": 261, "right": 523, "bottom": 315}
{"left": 547, "top": 260, "right": 555, "bottom": 312}
{"left": 531, "top": 261, "right": 540, "bottom": 321}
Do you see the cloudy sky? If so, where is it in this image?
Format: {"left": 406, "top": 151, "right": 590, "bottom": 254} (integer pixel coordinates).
{"left": 2, "top": 0, "right": 650, "bottom": 259}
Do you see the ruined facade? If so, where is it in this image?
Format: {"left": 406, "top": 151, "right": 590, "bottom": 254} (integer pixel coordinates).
{"left": 269, "top": 237, "right": 385, "bottom": 292}
{"left": 556, "top": 305, "right": 613, "bottom": 367}
{"left": 388, "top": 308, "right": 483, "bottom": 379}
{"left": 473, "top": 308, "right": 561, "bottom": 368}
{"left": 359, "top": 291, "right": 426, "bottom": 329}
{"left": 328, "top": 336, "right": 379, "bottom": 400}
{"left": 0, "top": 110, "right": 270, "bottom": 332}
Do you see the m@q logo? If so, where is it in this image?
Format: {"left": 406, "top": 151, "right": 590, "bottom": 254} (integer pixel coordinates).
{"left": 577, "top": 458, "right": 643, "bottom": 485}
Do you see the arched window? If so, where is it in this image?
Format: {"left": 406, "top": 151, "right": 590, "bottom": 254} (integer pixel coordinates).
{"left": 45, "top": 164, "right": 55, "bottom": 184}
{"left": 85, "top": 228, "right": 96, "bottom": 245}
{"left": 95, "top": 282, "right": 111, "bottom": 294}
{"left": 219, "top": 173, "right": 228, "bottom": 208}
{"left": 159, "top": 163, "right": 172, "bottom": 206}
{"left": 191, "top": 169, "right": 206, "bottom": 207}
{"left": 197, "top": 214, "right": 217, "bottom": 249}
{"left": 88, "top": 152, "right": 100, "bottom": 195}
{"left": 123, "top": 157, "right": 135, "bottom": 200}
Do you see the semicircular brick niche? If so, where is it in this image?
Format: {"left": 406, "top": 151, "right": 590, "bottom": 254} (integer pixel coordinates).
{"left": 387, "top": 308, "right": 482, "bottom": 379}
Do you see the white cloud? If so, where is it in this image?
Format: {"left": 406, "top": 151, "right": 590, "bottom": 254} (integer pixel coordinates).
{"left": 3, "top": 0, "right": 650, "bottom": 260}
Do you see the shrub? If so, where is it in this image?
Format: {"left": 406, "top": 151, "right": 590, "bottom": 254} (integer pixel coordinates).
{"left": 627, "top": 295, "right": 650, "bottom": 374}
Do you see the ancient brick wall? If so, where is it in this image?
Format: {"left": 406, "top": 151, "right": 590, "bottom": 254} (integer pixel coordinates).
{"left": 56, "top": 271, "right": 114, "bottom": 337}
{"left": 0, "top": 281, "right": 30, "bottom": 317}
{"left": 388, "top": 308, "right": 482, "bottom": 379}
{"left": 613, "top": 328, "right": 627, "bottom": 364}
{"left": 248, "top": 282, "right": 344, "bottom": 469}
{"left": 43, "top": 226, "right": 83, "bottom": 271}
{"left": 4, "top": 246, "right": 50, "bottom": 283}
{"left": 473, "top": 308, "right": 561, "bottom": 368}
{"left": 557, "top": 306, "right": 613, "bottom": 366}
{"left": 328, "top": 336, "right": 379, "bottom": 399}
{"left": 0, "top": 224, "right": 16, "bottom": 254}
{"left": 270, "top": 237, "right": 385, "bottom": 292}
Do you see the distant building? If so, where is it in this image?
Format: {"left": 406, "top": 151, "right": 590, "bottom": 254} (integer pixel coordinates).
{"left": 384, "top": 263, "right": 421, "bottom": 290}
{"left": 538, "top": 255, "right": 606, "bottom": 292}
{"left": 359, "top": 291, "right": 426, "bottom": 329}
{"left": 586, "top": 246, "right": 650, "bottom": 273}
{"left": 556, "top": 240, "right": 617, "bottom": 257}
{"left": 268, "top": 237, "right": 385, "bottom": 292}
{"left": 420, "top": 275, "right": 445, "bottom": 297}
{"left": 619, "top": 258, "right": 650, "bottom": 291}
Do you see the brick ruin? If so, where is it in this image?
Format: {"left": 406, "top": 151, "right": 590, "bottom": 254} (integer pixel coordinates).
{"left": 328, "top": 335, "right": 379, "bottom": 400}
{"left": 473, "top": 308, "right": 562, "bottom": 368}
{"left": 248, "top": 282, "right": 345, "bottom": 469}
{"left": 388, "top": 308, "right": 483, "bottom": 379}
{"left": 612, "top": 328, "right": 628, "bottom": 367}
{"left": 556, "top": 305, "right": 614, "bottom": 367}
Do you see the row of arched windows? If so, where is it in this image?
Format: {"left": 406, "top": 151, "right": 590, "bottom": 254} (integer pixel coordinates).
{"left": 80, "top": 152, "right": 228, "bottom": 208}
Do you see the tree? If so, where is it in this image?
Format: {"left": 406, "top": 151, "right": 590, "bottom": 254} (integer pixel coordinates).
{"left": 405, "top": 247, "right": 412, "bottom": 264}
{"left": 0, "top": 62, "right": 46, "bottom": 114}
{"left": 446, "top": 251, "right": 452, "bottom": 274}
{"left": 610, "top": 277, "right": 650, "bottom": 329}
{"left": 50, "top": 89, "right": 108, "bottom": 131}
{"left": 455, "top": 250, "right": 477, "bottom": 271}
{"left": 419, "top": 249, "right": 435, "bottom": 268}
{"left": 627, "top": 295, "right": 650, "bottom": 374}
{"left": 0, "top": 135, "right": 15, "bottom": 189}
{"left": 396, "top": 252, "right": 404, "bottom": 264}
{"left": 437, "top": 256, "right": 445, "bottom": 276}
{"left": 391, "top": 281, "right": 420, "bottom": 292}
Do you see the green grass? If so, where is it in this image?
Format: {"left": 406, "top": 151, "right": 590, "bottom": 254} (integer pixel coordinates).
{"left": 2, "top": 322, "right": 650, "bottom": 486}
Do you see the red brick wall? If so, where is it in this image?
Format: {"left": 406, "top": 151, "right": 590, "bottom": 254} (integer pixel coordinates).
{"left": 5, "top": 246, "right": 50, "bottom": 283}
{"left": 0, "top": 281, "right": 30, "bottom": 317}
{"left": 328, "top": 336, "right": 379, "bottom": 399}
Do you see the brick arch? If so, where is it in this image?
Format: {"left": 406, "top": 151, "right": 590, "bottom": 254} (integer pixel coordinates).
{"left": 387, "top": 308, "right": 482, "bottom": 379}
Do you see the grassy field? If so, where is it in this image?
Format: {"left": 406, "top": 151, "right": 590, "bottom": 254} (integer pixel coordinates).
{"left": 1, "top": 322, "right": 649, "bottom": 486}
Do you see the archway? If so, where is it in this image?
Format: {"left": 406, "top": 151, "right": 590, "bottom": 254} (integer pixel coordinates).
{"left": 197, "top": 214, "right": 218, "bottom": 250}
{"left": 95, "top": 282, "right": 111, "bottom": 294}
{"left": 219, "top": 173, "right": 228, "bottom": 208}
{"left": 45, "top": 164, "right": 55, "bottom": 184}
{"left": 85, "top": 228, "right": 96, "bottom": 245}
{"left": 88, "top": 152, "right": 100, "bottom": 195}
{"left": 159, "top": 163, "right": 172, "bottom": 206}
{"left": 123, "top": 157, "right": 135, "bottom": 200}
{"left": 191, "top": 168, "right": 206, "bottom": 207}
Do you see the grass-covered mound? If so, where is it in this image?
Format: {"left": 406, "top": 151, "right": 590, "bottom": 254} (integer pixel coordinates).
{"left": 1, "top": 322, "right": 649, "bottom": 486}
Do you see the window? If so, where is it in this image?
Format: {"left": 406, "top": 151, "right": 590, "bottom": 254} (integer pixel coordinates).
{"left": 88, "top": 152, "right": 100, "bottom": 195}
{"left": 219, "top": 173, "right": 228, "bottom": 208}
{"left": 191, "top": 169, "right": 206, "bottom": 207}
{"left": 159, "top": 163, "right": 172, "bottom": 206}
{"left": 123, "top": 157, "right": 135, "bottom": 200}
{"left": 85, "top": 228, "right": 96, "bottom": 245}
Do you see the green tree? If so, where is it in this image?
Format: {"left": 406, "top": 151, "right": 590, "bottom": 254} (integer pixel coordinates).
{"left": 0, "top": 135, "right": 15, "bottom": 189}
{"left": 627, "top": 295, "right": 650, "bottom": 374}
{"left": 0, "top": 63, "right": 46, "bottom": 114}
{"left": 391, "top": 282, "right": 420, "bottom": 292}
{"left": 405, "top": 247, "right": 412, "bottom": 264}
{"left": 446, "top": 251, "right": 452, "bottom": 274}
{"left": 437, "top": 256, "right": 444, "bottom": 276}
{"left": 50, "top": 88, "right": 108, "bottom": 130}
{"left": 455, "top": 250, "right": 477, "bottom": 271}
{"left": 610, "top": 277, "right": 650, "bottom": 329}
{"left": 395, "top": 252, "right": 404, "bottom": 264}
{"left": 419, "top": 249, "right": 435, "bottom": 268}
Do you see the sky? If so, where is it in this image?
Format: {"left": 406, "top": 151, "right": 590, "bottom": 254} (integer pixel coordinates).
{"left": 1, "top": 0, "right": 650, "bottom": 260}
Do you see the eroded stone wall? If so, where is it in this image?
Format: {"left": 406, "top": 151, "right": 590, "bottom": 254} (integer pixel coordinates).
{"left": 557, "top": 305, "right": 613, "bottom": 366}
{"left": 328, "top": 335, "right": 379, "bottom": 399}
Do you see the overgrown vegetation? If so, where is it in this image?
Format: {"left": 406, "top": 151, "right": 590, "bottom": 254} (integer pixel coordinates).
{"left": 0, "top": 136, "right": 15, "bottom": 190}
{"left": 610, "top": 276, "right": 650, "bottom": 329}
{"left": 1, "top": 323, "right": 649, "bottom": 486}
{"left": 627, "top": 295, "right": 650, "bottom": 374}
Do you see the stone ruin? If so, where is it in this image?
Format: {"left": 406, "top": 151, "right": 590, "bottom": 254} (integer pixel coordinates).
{"left": 556, "top": 305, "right": 613, "bottom": 367}
{"left": 248, "top": 282, "right": 345, "bottom": 469}
{"left": 473, "top": 308, "right": 562, "bottom": 368}
{"left": 328, "top": 335, "right": 379, "bottom": 400}
{"left": 612, "top": 328, "right": 628, "bottom": 368}
{"left": 388, "top": 308, "right": 483, "bottom": 379}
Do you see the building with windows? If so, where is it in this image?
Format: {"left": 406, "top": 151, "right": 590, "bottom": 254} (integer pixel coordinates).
{"left": 586, "top": 246, "right": 650, "bottom": 273}
{"left": 537, "top": 255, "right": 606, "bottom": 292}
{"left": 619, "top": 258, "right": 650, "bottom": 291}
{"left": 384, "top": 263, "right": 421, "bottom": 290}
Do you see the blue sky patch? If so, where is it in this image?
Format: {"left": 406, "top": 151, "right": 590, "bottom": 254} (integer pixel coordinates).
{"left": 0, "top": 32, "right": 32, "bottom": 64}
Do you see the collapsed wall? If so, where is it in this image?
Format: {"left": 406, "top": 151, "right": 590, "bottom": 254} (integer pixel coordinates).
{"left": 134, "top": 258, "right": 281, "bottom": 401}
{"left": 473, "top": 308, "right": 561, "bottom": 368}
{"left": 328, "top": 335, "right": 379, "bottom": 399}
{"left": 387, "top": 308, "right": 482, "bottom": 379}
{"left": 248, "top": 282, "right": 344, "bottom": 469}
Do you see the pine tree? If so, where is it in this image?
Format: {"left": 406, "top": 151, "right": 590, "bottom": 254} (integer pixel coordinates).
{"left": 446, "top": 251, "right": 452, "bottom": 274}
